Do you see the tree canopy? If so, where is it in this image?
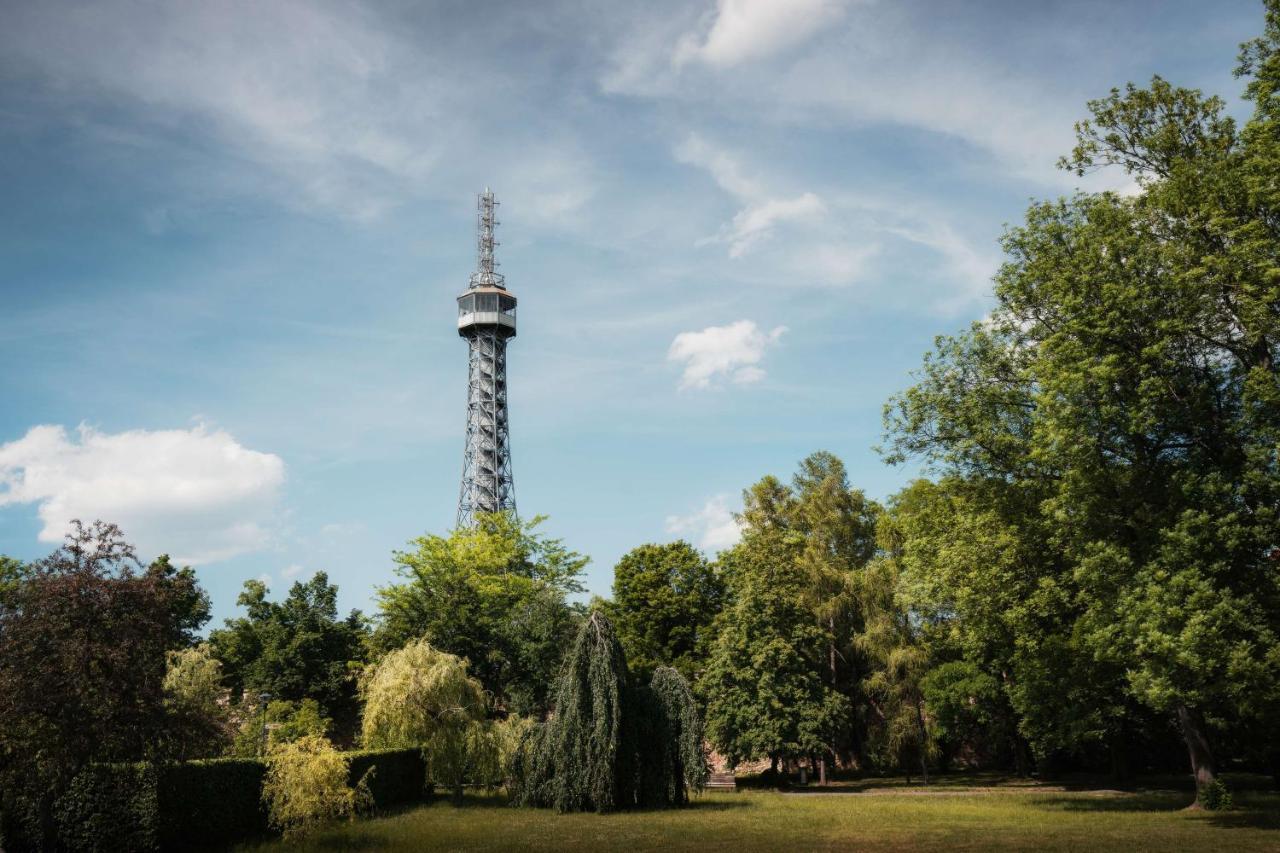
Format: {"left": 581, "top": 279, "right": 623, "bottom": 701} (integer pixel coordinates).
{"left": 376, "top": 513, "right": 587, "bottom": 716}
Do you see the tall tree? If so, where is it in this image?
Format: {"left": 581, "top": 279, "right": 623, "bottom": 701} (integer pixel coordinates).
{"left": 209, "top": 572, "right": 368, "bottom": 743}
{"left": 885, "top": 2, "right": 1280, "bottom": 805}
{"left": 701, "top": 530, "right": 846, "bottom": 770}
{"left": 607, "top": 541, "right": 724, "bottom": 683}
{"left": 376, "top": 513, "right": 587, "bottom": 716}
{"left": 790, "top": 452, "right": 880, "bottom": 766}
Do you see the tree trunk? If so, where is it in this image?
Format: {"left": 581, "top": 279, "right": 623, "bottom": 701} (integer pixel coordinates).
{"left": 915, "top": 700, "right": 930, "bottom": 785}
{"left": 1176, "top": 704, "right": 1217, "bottom": 809}
{"left": 452, "top": 783, "right": 464, "bottom": 805}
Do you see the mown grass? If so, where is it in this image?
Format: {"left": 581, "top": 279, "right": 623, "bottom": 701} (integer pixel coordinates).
{"left": 240, "top": 777, "right": 1280, "bottom": 853}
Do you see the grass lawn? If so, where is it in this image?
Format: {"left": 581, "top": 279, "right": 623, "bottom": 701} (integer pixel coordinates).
{"left": 240, "top": 776, "right": 1280, "bottom": 852}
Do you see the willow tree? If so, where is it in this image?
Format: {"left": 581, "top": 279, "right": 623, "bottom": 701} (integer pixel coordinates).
{"left": 361, "top": 639, "right": 487, "bottom": 802}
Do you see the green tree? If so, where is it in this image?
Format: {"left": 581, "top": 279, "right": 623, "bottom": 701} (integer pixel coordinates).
{"left": 510, "top": 611, "right": 704, "bottom": 812}
{"left": 360, "top": 639, "right": 487, "bottom": 802}
{"left": 884, "top": 2, "right": 1280, "bottom": 805}
{"left": 0, "top": 555, "right": 30, "bottom": 608}
{"left": 231, "top": 698, "right": 332, "bottom": 757}
{"left": 163, "top": 643, "right": 230, "bottom": 758}
{"left": 209, "top": 572, "right": 368, "bottom": 743}
{"left": 791, "top": 452, "right": 880, "bottom": 766}
{"left": 701, "top": 530, "right": 846, "bottom": 770}
{"left": 376, "top": 513, "right": 587, "bottom": 715}
{"left": 607, "top": 541, "right": 724, "bottom": 683}
{"left": 145, "top": 555, "right": 211, "bottom": 648}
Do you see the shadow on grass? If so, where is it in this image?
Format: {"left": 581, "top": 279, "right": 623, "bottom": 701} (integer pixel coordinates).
{"left": 1031, "top": 792, "right": 1280, "bottom": 831}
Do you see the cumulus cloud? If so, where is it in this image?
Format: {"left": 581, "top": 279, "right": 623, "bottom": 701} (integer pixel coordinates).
{"left": 668, "top": 320, "right": 787, "bottom": 390}
{"left": 0, "top": 423, "right": 285, "bottom": 565}
{"left": 675, "top": 0, "right": 854, "bottom": 68}
{"left": 666, "top": 494, "right": 744, "bottom": 551}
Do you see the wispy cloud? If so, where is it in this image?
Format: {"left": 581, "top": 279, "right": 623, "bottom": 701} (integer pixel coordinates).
{"left": 0, "top": 423, "right": 284, "bottom": 564}
{"left": 666, "top": 494, "right": 744, "bottom": 551}
{"left": 675, "top": 0, "right": 857, "bottom": 68}
{"left": 668, "top": 320, "right": 787, "bottom": 390}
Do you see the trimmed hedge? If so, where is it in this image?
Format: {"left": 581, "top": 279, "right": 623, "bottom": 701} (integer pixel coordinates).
{"left": 156, "top": 758, "right": 269, "bottom": 849}
{"left": 22, "top": 748, "right": 428, "bottom": 851}
{"left": 54, "top": 763, "right": 159, "bottom": 852}
{"left": 347, "top": 749, "right": 430, "bottom": 811}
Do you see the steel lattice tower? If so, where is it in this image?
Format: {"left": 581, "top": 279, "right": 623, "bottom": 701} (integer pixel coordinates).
{"left": 456, "top": 189, "right": 517, "bottom": 527}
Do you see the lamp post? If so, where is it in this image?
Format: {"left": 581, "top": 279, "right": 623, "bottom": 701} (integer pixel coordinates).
{"left": 259, "top": 692, "right": 273, "bottom": 756}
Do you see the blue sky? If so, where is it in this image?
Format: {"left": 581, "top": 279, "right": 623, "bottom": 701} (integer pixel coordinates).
{"left": 0, "top": 0, "right": 1265, "bottom": 625}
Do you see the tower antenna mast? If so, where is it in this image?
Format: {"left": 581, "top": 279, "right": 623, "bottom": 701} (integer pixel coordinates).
{"left": 455, "top": 189, "right": 517, "bottom": 527}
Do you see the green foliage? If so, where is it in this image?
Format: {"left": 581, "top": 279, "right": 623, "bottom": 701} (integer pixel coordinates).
{"left": 882, "top": 2, "right": 1280, "bottom": 796}
{"left": 209, "top": 572, "right": 369, "bottom": 743}
{"left": 377, "top": 513, "right": 587, "bottom": 716}
{"left": 232, "top": 697, "right": 332, "bottom": 757}
{"left": 920, "top": 661, "right": 1010, "bottom": 767}
{"left": 514, "top": 611, "right": 628, "bottom": 812}
{"left": 512, "top": 613, "right": 706, "bottom": 812}
{"left": 163, "top": 644, "right": 231, "bottom": 759}
{"left": 262, "top": 734, "right": 357, "bottom": 839}
{"left": 156, "top": 758, "right": 270, "bottom": 847}
{"left": 1200, "top": 778, "right": 1234, "bottom": 811}
{"left": 0, "top": 554, "right": 30, "bottom": 608}
{"left": 52, "top": 763, "right": 159, "bottom": 853}
{"left": 0, "top": 521, "right": 211, "bottom": 842}
{"left": 649, "top": 667, "right": 708, "bottom": 803}
{"left": 607, "top": 541, "right": 724, "bottom": 683}
{"left": 344, "top": 749, "right": 430, "bottom": 811}
{"left": 360, "top": 638, "right": 487, "bottom": 798}
{"left": 702, "top": 530, "right": 847, "bottom": 768}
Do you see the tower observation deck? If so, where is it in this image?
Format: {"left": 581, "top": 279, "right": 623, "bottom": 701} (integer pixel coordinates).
{"left": 456, "top": 189, "right": 517, "bottom": 527}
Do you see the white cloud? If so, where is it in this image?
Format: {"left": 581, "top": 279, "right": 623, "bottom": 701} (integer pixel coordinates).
{"left": 674, "top": 133, "right": 762, "bottom": 200}
{"left": 675, "top": 0, "right": 854, "bottom": 68}
{"left": 0, "top": 423, "right": 284, "bottom": 565}
{"left": 666, "top": 494, "right": 744, "bottom": 551}
{"left": 668, "top": 320, "right": 787, "bottom": 390}
{"left": 281, "top": 563, "right": 305, "bottom": 579}
{"left": 721, "top": 192, "right": 826, "bottom": 257}
{"left": 677, "top": 134, "right": 830, "bottom": 258}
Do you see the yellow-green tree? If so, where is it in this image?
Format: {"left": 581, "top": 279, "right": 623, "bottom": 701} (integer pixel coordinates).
{"left": 262, "top": 734, "right": 357, "bottom": 839}
{"left": 361, "top": 639, "right": 487, "bottom": 802}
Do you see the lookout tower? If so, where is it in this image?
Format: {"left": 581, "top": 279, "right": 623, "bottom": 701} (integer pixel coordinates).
{"left": 456, "top": 189, "right": 517, "bottom": 527}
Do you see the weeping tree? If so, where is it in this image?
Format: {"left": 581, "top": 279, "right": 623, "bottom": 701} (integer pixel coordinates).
{"left": 511, "top": 612, "right": 706, "bottom": 813}
{"left": 361, "top": 639, "right": 488, "bottom": 802}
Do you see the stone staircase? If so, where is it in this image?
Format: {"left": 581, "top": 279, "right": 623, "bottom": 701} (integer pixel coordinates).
{"left": 705, "top": 772, "right": 737, "bottom": 791}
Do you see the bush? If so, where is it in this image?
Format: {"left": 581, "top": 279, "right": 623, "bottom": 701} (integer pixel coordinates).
{"left": 19, "top": 749, "right": 428, "bottom": 849}
{"left": 345, "top": 748, "right": 428, "bottom": 810}
{"left": 1201, "top": 779, "right": 1234, "bottom": 811}
{"left": 262, "top": 735, "right": 356, "bottom": 839}
{"left": 53, "top": 763, "right": 159, "bottom": 852}
{"left": 156, "top": 758, "right": 269, "bottom": 848}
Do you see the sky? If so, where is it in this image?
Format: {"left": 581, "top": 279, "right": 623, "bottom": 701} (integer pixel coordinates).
{"left": 0, "top": 0, "right": 1266, "bottom": 626}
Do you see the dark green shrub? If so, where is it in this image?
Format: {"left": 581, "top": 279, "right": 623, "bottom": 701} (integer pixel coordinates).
{"left": 156, "top": 758, "right": 268, "bottom": 848}
{"left": 53, "top": 763, "right": 158, "bottom": 852}
{"left": 1201, "top": 779, "right": 1234, "bottom": 811}
{"left": 345, "top": 749, "right": 428, "bottom": 811}
{"left": 15, "top": 749, "right": 428, "bottom": 850}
